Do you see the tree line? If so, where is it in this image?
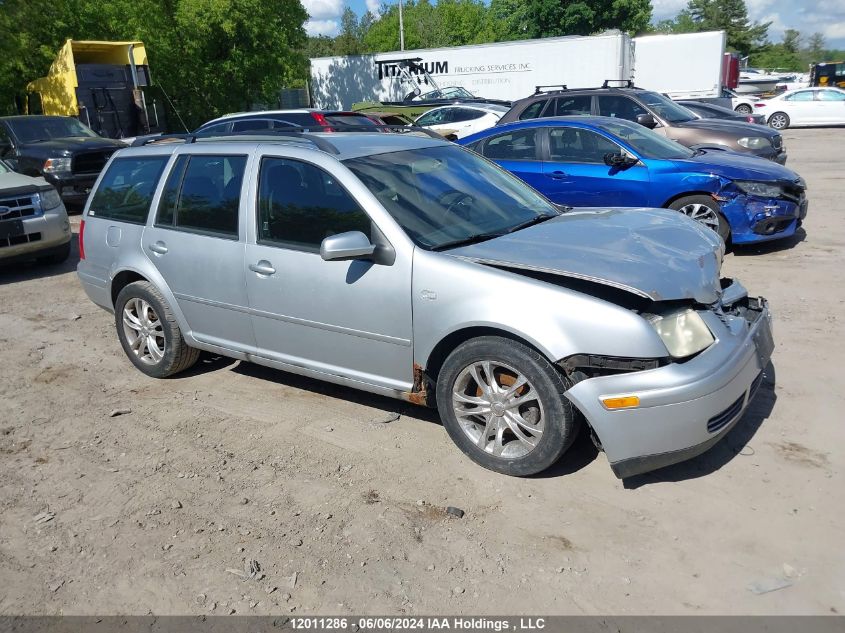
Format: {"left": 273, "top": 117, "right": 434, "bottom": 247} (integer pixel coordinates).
{"left": 0, "top": 0, "right": 308, "bottom": 127}
{"left": 1, "top": 0, "right": 843, "bottom": 127}
{"left": 312, "top": 0, "right": 843, "bottom": 74}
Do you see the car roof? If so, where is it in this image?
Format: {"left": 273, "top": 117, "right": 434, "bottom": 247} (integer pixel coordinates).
{"left": 0, "top": 115, "right": 74, "bottom": 122}
{"left": 425, "top": 104, "right": 509, "bottom": 113}
{"left": 119, "top": 132, "right": 449, "bottom": 161}
{"left": 488, "top": 115, "right": 639, "bottom": 131}
{"left": 200, "top": 109, "right": 364, "bottom": 126}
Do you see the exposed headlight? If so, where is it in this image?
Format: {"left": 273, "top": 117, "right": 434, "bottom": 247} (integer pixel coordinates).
{"left": 737, "top": 136, "right": 770, "bottom": 149}
{"left": 38, "top": 187, "right": 62, "bottom": 210}
{"left": 735, "top": 180, "right": 784, "bottom": 198}
{"left": 647, "top": 308, "right": 714, "bottom": 358}
{"left": 43, "top": 157, "right": 72, "bottom": 174}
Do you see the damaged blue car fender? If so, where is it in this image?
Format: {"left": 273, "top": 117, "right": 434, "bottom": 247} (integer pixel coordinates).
{"left": 460, "top": 116, "right": 808, "bottom": 245}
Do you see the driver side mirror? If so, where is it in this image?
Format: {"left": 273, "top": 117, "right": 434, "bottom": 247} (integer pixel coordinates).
{"left": 635, "top": 113, "right": 658, "bottom": 129}
{"left": 320, "top": 231, "right": 376, "bottom": 262}
{"left": 604, "top": 152, "right": 637, "bottom": 169}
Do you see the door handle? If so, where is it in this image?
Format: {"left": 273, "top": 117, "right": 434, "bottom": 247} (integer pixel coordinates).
{"left": 548, "top": 170, "right": 568, "bottom": 180}
{"left": 249, "top": 260, "right": 276, "bottom": 276}
{"left": 148, "top": 241, "right": 168, "bottom": 255}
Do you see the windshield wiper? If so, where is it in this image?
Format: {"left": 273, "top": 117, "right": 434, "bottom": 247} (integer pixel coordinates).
{"left": 504, "top": 213, "right": 559, "bottom": 235}
{"left": 431, "top": 232, "right": 503, "bottom": 252}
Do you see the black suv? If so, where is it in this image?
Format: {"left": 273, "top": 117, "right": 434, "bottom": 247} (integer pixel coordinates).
{"left": 0, "top": 116, "right": 126, "bottom": 208}
{"left": 498, "top": 83, "right": 786, "bottom": 163}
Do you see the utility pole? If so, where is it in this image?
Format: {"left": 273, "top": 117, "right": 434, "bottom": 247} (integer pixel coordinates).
{"left": 399, "top": 0, "right": 405, "bottom": 51}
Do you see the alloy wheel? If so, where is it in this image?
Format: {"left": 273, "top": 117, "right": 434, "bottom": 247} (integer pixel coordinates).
{"left": 677, "top": 202, "right": 720, "bottom": 231}
{"left": 122, "top": 298, "right": 165, "bottom": 365}
{"left": 770, "top": 114, "right": 788, "bottom": 129}
{"left": 451, "top": 360, "right": 545, "bottom": 459}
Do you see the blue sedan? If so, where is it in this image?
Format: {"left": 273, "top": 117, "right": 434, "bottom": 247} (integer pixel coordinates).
{"left": 459, "top": 116, "right": 808, "bottom": 244}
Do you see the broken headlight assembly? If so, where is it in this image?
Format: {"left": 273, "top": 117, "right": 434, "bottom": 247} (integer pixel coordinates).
{"left": 734, "top": 180, "right": 784, "bottom": 198}
{"left": 646, "top": 307, "right": 714, "bottom": 359}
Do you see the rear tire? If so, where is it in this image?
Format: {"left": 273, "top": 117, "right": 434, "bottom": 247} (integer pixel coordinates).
{"left": 735, "top": 104, "right": 752, "bottom": 114}
{"left": 668, "top": 195, "right": 730, "bottom": 243}
{"left": 768, "top": 112, "right": 790, "bottom": 130}
{"left": 114, "top": 281, "right": 199, "bottom": 378}
{"left": 435, "top": 336, "right": 580, "bottom": 476}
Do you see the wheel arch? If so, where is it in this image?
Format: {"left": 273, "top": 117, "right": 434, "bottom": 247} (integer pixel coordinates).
{"left": 423, "top": 325, "right": 552, "bottom": 386}
{"left": 661, "top": 190, "right": 718, "bottom": 209}
{"left": 109, "top": 266, "right": 195, "bottom": 343}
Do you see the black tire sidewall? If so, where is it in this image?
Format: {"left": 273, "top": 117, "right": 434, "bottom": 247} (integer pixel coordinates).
{"left": 668, "top": 195, "right": 730, "bottom": 243}
{"left": 114, "top": 282, "right": 180, "bottom": 378}
{"left": 435, "top": 336, "right": 578, "bottom": 476}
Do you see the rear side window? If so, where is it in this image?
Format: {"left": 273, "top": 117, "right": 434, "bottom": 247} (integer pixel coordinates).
{"left": 257, "top": 157, "right": 371, "bottom": 251}
{"left": 155, "top": 154, "right": 246, "bottom": 238}
{"left": 548, "top": 128, "right": 621, "bottom": 163}
{"left": 550, "top": 96, "right": 592, "bottom": 116}
{"left": 232, "top": 119, "right": 272, "bottom": 132}
{"left": 88, "top": 156, "right": 168, "bottom": 224}
{"left": 451, "top": 108, "right": 485, "bottom": 122}
{"left": 480, "top": 129, "right": 538, "bottom": 161}
{"left": 519, "top": 100, "right": 547, "bottom": 120}
{"left": 324, "top": 114, "right": 377, "bottom": 127}
{"left": 597, "top": 96, "right": 648, "bottom": 121}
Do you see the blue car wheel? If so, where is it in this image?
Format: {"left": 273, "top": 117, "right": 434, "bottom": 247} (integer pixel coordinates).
{"left": 668, "top": 195, "right": 730, "bottom": 243}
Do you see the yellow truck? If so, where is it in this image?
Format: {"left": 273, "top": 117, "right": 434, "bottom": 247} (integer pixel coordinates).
{"left": 21, "top": 39, "right": 170, "bottom": 139}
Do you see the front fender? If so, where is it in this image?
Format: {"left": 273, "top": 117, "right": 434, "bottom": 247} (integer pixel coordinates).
{"left": 411, "top": 250, "right": 668, "bottom": 368}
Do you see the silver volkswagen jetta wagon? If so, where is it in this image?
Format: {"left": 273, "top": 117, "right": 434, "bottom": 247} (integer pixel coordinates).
{"left": 77, "top": 131, "right": 773, "bottom": 479}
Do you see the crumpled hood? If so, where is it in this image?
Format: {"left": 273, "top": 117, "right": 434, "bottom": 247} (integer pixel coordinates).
{"left": 676, "top": 149, "right": 801, "bottom": 183}
{"left": 447, "top": 208, "right": 724, "bottom": 304}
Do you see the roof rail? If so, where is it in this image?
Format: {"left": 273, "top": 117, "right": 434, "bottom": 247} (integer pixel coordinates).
{"left": 132, "top": 126, "right": 448, "bottom": 155}
{"left": 534, "top": 84, "right": 568, "bottom": 94}
{"left": 130, "top": 133, "right": 196, "bottom": 147}
{"left": 601, "top": 79, "right": 639, "bottom": 89}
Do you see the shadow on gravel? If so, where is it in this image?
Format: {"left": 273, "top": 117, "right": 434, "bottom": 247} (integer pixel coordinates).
{"left": 0, "top": 229, "right": 80, "bottom": 284}
{"left": 531, "top": 427, "right": 600, "bottom": 479}
{"left": 231, "top": 360, "right": 441, "bottom": 424}
{"left": 622, "top": 361, "right": 777, "bottom": 489}
{"left": 731, "top": 227, "right": 806, "bottom": 256}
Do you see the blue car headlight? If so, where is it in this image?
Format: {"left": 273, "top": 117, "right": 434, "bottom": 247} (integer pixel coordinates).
{"left": 735, "top": 180, "right": 784, "bottom": 198}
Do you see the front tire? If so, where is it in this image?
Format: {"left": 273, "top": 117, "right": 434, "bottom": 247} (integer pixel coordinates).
{"left": 735, "top": 104, "right": 752, "bottom": 114}
{"left": 668, "top": 195, "right": 730, "bottom": 243}
{"left": 768, "top": 112, "right": 790, "bottom": 130}
{"left": 435, "top": 336, "right": 579, "bottom": 476}
{"left": 114, "top": 281, "right": 199, "bottom": 378}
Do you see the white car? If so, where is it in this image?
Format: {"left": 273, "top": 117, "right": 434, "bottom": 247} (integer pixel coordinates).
{"left": 414, "top": 104, "right": 509, "bottom": 139}
{"left": 755, "top": 87, "right": 845, "bottom": 130}
{"left": 721, "top": 88, "right": 759, "bottom": 114}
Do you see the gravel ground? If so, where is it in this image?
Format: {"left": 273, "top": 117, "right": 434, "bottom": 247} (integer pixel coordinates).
{"left": 0, "top": 128, "right": 842, "bottom": 616}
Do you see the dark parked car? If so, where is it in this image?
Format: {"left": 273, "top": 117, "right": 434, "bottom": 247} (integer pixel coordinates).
{"left": 0, "top": 116, "right": 126, "bottom": 208}
{"left": 678, "top": 100, "right": 766, "bottom": 125}
{"left": 194, "top": 110, "right": 382, "bottom": 135}
{"left": 498, "top": 84, "right": 787, "bottom": 163}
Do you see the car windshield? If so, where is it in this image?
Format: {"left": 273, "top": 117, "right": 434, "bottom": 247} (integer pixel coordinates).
{"left": 344, "top": 145, "right": 559, "bottom": 250}
{"left": 595, "top": 119, "right": 695, "bottom": 160}
{"left": 639, "top": 91, "right": 696, "bottom": 123}
{"left": 7, "top": 117, "right": 99, "bottom": 143}
{"left": 416, "top": 86, "right": 475, "bottom": 100}
{"left": 0, "top": 159, "right": 9, "bottom": 173}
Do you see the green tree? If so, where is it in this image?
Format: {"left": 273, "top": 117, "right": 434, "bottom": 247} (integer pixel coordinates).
{"left": 487, "top": 0, "right": 651, "bottom": 39}
{"left": 782, "top": 28, "right": 800, "bottom": 53}
{"left": 0, "top": 0, "right": 308, "bottom": 125}
{"left": 806, "top": 32, "right": 826, "bottom": 62}
{"left": 683, "top": 0, "right": 769, "bottom": 55}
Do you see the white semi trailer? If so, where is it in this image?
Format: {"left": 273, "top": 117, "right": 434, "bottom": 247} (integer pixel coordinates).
{"left": 308, "top": 31, "right": 726, "bottom": 110}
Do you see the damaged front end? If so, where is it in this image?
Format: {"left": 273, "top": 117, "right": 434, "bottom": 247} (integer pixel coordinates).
{"left": 715, "top": 177, "right": 808, "bottom": 244}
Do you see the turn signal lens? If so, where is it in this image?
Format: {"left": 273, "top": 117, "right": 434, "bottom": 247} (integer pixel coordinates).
{"left": 601, "top": 395, "right": 640, "bottom": 410}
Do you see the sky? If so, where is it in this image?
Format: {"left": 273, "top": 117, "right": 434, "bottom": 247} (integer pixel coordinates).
{"left": 302, "top": 0, "right": 845, "bottom": 48}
